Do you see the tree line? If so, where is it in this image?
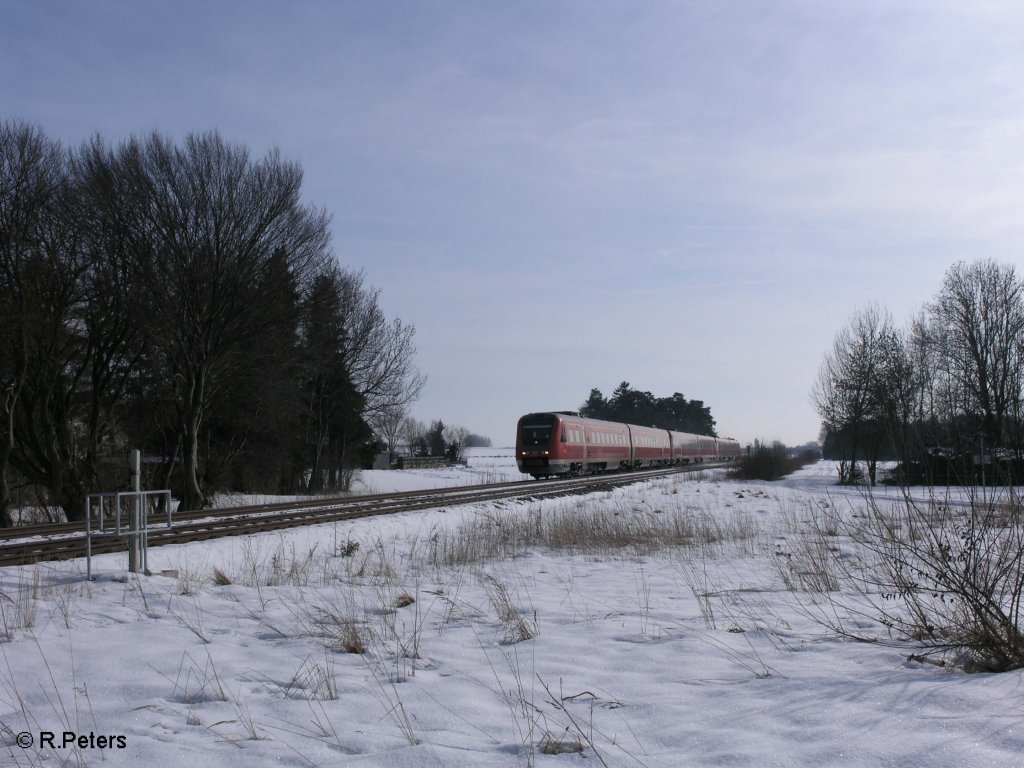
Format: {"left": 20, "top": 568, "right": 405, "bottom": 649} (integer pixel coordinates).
{"left": 0, "top": 120, "right": 424, "bottom": 524}
{"left": 579, "top": 382, "right": 718, "bottom": 435}
{"left": 814, "top": 258, "right": 1024, "bottom": 485}
{"left": 373, "top": 415, "right": 488, "bottom": 465}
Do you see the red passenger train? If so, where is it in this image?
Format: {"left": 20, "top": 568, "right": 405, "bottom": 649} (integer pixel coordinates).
{"left": 516, "top": 411, "right": 741, "bottom": 479}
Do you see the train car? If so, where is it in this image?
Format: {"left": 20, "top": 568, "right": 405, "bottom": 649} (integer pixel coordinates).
{"left": 695, "top": 435, "right": 718, "bottom": 462}
{"left": 517, "top": 412, "right": 632, "bottom": 478}
{"left": 717, "top": 437, "right": 741, "bottom": 462}
{"left": 582, "top": 417, "right": 632, "bottom": 473}
{"left": 629, "top": 425, "right": 672, "bottom": 468}
{"left": 669, "top": 431, "right": 702, "bottom": 464}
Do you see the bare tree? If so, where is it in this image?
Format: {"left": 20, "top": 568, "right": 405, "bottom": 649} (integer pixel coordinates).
{"left": 299, "top": 268, "right": 367, "bottom": 493}
{"left": 2, "top": 126, "right": 158, "bottom": 523}
{"left": 129, "top": 132, "right": 331, "bottom": 508}
{"left": 8, "top": 137, "right": 115, "bottom": 522}
{"left": 443, "top": 423, "right": 470, "bottom": 461}
{"left": 0, "top": 121, "right": 64, "bottom": 525}
{"left": 2, "top": 125, "right": 424, "bottom": 514}
{"left": 399, "top": 417, "right": 427, "bottom": 457}
{"left": 926, "top": 259, "right": 1024, "bottom": 450}
{"left": 813, "top": 305, "right": 904, "bottom": 484}
{"left": 334, "top": 268, "right": 425, "bottom": 419}
{"left": 370, "top": 404, "right": 407, "bottom": 461}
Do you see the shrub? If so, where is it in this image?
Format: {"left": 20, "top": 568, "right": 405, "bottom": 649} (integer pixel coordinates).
{"left": 731, "top": 440, "right": 818, "bottom": 481}
{"left": 807, "top": 491, "right": 1024, "bottom": 671}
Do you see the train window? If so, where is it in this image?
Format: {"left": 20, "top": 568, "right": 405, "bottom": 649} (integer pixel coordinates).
{"left": 560, "top": 426, "right": 566, "bottom": 443}
{"left": 522, "top": 424, "right": 552, "bottom": 446}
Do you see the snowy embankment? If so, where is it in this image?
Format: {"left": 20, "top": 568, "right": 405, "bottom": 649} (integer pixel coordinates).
{"left": 0, "top": 451, "right": 1021, "bottom": 767}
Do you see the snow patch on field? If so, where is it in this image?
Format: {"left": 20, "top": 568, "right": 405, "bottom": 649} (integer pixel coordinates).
{"left": 0, "top": 454, "right": 1021, "bottom": 767}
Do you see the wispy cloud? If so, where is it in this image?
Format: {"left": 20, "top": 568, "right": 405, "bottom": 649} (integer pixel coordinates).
{"left": 4, "top": 1, "right": 1024, "bottom": 444}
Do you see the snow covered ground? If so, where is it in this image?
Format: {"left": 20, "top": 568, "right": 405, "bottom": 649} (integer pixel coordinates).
{"left": 0, "top": 450, "right": 1021, "bottom": 767}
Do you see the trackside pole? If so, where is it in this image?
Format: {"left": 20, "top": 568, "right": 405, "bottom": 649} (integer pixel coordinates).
{"left": 84, "top": 452, "right": 172, "bottom": 580}
{"left": 128, "top": 449, "right": 143, "bottom": 573}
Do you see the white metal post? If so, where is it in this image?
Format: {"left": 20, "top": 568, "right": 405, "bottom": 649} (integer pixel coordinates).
{"left": 86, "top": 496, "right": 92, "bottom": 580}
{"left": 128, "top": 449, "right": 142, "bottom": 573}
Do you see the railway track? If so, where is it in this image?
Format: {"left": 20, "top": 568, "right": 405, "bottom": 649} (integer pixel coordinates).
{"left": 0, "top": 463, "right": 726, "bottom": 568}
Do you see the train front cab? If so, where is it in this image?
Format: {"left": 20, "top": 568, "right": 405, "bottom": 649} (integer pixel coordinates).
{"left": 517, "top": 413, "right": 629, "bottom": 478}
{"left": 517, "top": 412, "right": 587, "bottom": 478}
{"left": 517, "top": 413, "right": 559, "bottom": 477}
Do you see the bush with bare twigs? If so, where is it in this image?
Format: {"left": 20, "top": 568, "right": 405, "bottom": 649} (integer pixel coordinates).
{"left": 783, "top": 491, "right": 1024, "bottom": 671}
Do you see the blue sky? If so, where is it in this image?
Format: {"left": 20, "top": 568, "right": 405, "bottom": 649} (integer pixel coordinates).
{"left": 4, "top": 1, "right": 1024, "bottom": 447}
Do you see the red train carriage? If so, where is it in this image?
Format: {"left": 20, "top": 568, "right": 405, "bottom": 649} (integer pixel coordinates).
{"left": 517, "top": 412, "right": 631, "bottom": 478}
{"left": 629, "top": 425, "right": 672, "bottom": 468}
{"left": 669, "top": 431, "right": 701, "bottom": 464}
{"left": 696, "top": 435, "right": 718, "bottom": 462}
{"left": 581, "top": 418, "right": 632, "bottom": 473}
{"left": 717, "top": 437, "right": 741, "bottom": 462}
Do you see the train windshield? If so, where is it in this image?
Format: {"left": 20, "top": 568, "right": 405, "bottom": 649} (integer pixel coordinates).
{"left": 521, "top": 423, "right": 553, "bottom": 446}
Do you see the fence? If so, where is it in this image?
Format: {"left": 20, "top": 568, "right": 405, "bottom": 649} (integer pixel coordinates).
{"left": 84, "top": 489, "right": 173, "bottom": 579}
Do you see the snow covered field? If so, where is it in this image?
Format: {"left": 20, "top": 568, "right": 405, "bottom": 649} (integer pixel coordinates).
{"left": 1, "top": 450, "right": 1021, "bottom": 767}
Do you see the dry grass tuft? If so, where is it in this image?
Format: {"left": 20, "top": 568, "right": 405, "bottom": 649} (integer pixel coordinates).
{"left": 428, "top": 497, "right": 760, "bottom": 567}
{"left": 304, "top": 599, "right": 369, "bottom": 654}
{"left": 481, "top": 573, "right": 536, "bottom": 645}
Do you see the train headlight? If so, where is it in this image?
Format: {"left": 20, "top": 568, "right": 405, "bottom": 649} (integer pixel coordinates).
{"left": 543, "top": 450, "right": 549, "bottom": 456}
